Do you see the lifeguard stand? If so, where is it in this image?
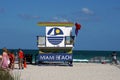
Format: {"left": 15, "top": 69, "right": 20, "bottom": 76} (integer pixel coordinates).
{"left": 37, "top": 22, "right": 75, "bottom": 66}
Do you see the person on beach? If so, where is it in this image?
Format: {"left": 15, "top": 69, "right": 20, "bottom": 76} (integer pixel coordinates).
{"left": 18, "top": 49, "right": 24, "bottom": 69}
{"left": 9, "top": 51, "right": 15, "bottom": 70}
{"left": 1, "top": 48, "right": 9, "bottom": 69}
{"left": 0, "top": 55, "right": 2, "bottom": 67}
{"left": 111, "top": 51, "right": 118, "bottom": 64}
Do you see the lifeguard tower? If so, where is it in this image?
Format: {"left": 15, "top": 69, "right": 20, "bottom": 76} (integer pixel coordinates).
{"left": 37, "top": 22, "right": 75, "bottom": 66}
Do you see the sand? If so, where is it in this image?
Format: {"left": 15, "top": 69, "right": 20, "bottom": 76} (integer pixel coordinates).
{"left": 12, "top": 63, "right": 120, "bottom": 80}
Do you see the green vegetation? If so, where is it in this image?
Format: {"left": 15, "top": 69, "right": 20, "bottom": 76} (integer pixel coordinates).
{"left": 0, "top": 68, "right": 21, "bottom": 80}
{"left": 0, "top": 68, "right": 14, "bottom": 80}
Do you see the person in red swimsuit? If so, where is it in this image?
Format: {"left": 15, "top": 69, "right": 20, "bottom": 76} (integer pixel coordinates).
{"left": 9, "top": 51, "right": 15, "bottom": 70}
{"left": 18, "top": 49, "right": 24, "bottom": 69}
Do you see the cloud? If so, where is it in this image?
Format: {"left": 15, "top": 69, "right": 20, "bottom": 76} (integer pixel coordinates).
{"left": 81, "top": 8, "right": 94, "bottom": 15}
{"left": 18, "top": 14, "right": 40, "bottom": 19}
{"left": 47, "top": 7, "right": 98, "bottom": 22}
{"left": 0, "top": 8, "right": 5, "bottom": 13}
{"left": 75, "top": 16, "right": 101, "bottom": 22}
{"left": 67, "top": 8, "right": 101, "bottom": 22}
{"left": 52, "top": 16, "right": 69, "bottom": 22}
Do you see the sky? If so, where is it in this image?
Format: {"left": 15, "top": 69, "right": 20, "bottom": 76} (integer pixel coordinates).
{"left": 0, "top": 0, "right": 120, "bottom": 51}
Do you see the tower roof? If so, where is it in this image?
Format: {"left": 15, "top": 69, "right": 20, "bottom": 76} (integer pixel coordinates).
{"left": 37, "top": 22, "right": 74, "bottom": 27}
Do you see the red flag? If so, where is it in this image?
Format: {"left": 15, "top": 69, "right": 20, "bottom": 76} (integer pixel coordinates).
{"left": 75, "top": 23, "right": 81, "bottom": 36}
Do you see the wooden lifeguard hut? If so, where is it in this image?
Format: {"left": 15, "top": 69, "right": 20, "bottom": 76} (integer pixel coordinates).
{"left": 37, "top": 22, "right": 75, "bottom": 66}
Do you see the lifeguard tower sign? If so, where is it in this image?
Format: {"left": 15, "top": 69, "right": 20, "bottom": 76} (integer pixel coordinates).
{"left": 37, "top": 22, "right": 74, "bottom": 62}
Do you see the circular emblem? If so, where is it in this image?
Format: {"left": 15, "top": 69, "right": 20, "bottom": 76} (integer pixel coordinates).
{"left": 47, "top": 27, "right": 63, "bottom": 45}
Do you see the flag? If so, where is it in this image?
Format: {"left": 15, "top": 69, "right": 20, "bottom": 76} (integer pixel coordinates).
{"left": 75, "top": 23, "right": 81, "bottom": 36}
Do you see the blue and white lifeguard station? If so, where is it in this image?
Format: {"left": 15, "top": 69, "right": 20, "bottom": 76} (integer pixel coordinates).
{"left": 37, "top": 22, "right": 75, "bottom": 66}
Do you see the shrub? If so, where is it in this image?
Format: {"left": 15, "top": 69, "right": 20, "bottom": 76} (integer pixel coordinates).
{"left": 0, "top": 68, "right": 14, "bottom": 80}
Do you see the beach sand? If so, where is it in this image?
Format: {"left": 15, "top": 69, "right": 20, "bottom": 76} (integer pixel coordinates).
{"left": 12, "top": 63, "right": 120, "bottom": 80}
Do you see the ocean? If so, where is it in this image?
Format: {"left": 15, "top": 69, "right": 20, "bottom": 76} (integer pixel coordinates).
{"left": 0, "top": 49, "right": 120, "bottom": 63}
